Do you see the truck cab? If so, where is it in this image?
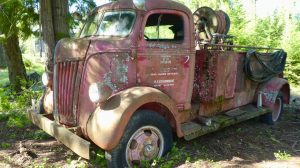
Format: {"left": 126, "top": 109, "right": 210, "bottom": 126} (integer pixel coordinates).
{"left": 29, "top": 0, "right": 290, "bottom": 167}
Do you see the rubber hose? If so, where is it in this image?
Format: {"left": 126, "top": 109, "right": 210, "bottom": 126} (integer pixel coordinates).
{"left": 244, "top": 49, "right": 287, "bottom": 83}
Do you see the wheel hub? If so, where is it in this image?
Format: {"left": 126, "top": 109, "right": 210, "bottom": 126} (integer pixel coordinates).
{"left": 126, "top": 126, "right": 164, "bottom": 166}
{"left": 144, "top": 144, "right": 156, "bottom": 157}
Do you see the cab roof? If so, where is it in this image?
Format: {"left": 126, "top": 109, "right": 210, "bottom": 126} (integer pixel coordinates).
{"left": 95, "top": 0, "right": 192, "bottom": 16}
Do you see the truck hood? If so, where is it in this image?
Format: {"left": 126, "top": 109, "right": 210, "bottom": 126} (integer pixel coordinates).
{"left": 55, "top": 37, "right": 133, "bottom": 62}
{"left": 55, "top": 38, "right": 91, "bottom": 62}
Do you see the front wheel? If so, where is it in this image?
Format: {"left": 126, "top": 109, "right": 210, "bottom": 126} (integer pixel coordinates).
{"left": 106, "top": 110, "right": 173, "bottom": 167}
{"left": 261, "top": 93, "right": 283, "bottom": 125}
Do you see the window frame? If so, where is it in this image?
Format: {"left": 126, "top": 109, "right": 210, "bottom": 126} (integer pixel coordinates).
{"left": 80, "top": 9, "right": 137, "bottom": 38}
{"left": 141, "top": 10, "right": 188, "bottom": 45}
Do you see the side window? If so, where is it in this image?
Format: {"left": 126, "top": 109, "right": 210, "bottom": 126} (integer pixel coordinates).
{"left": 144, "top": 13, "right": 184, "bottom": 42}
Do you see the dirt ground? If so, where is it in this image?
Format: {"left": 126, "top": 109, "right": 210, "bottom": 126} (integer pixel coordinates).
{"left": 0, "top": 93, "right": 300, "bottom": 167}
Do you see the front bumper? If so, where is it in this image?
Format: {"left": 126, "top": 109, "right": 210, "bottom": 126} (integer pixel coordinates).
{"left": 27, "top": 108, "right": 90, "bottom": 159}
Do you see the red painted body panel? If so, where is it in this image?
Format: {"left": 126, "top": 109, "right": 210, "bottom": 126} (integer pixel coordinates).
{"left": 48, "top": 0, "right": 290, "bottom": 151}
{"left": 257, "top": 77, "right": 290, "bottom": 106}
{"left": 193, "top": 50, "right": 258, "bottom": 116}
{"left": 136, "top": 9, "right": 194, "bottom": 110}
{"left": 54, "top": 38, "right": 90, "bottom": 126}
{"left": 54, "top": 0, "right": 194, "bottom": 131}
{"left": 77, "top": 52, "right": 137, "bottom": 135}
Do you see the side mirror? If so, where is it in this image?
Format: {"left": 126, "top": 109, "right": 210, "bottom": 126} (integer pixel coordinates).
{"left": 72, "top": 12, "right": 83, "bottom": 21}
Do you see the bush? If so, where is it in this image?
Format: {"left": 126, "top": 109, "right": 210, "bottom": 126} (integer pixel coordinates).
{"left": 0, "top": 80, "right": 43, "bottom": 128}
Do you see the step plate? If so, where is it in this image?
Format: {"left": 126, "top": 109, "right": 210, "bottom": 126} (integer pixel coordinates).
{"left": 182, "top": 105, "right": 270, "bottom": 141}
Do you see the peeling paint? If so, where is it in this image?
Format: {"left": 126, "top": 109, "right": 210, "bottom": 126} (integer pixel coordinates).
{"left": 103, "top": 72, "right": 117, "bottom": 91}
{"left": 262, "top": 90, "right": 278, "bottom": 103}
{"left": 112, "top": 53, "right": 130, "bottom": 84}
{"left": 147, "top": 43, "right": 178, "bottom": 49}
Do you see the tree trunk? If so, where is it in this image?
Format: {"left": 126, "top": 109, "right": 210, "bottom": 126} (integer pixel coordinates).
{"left": 0, "top": 44, "right": 7, "bottom": 69}
{"left": 40, "top": 0, "right": 69, "bottom": 73}
{"left": 40, "top": 0, "right": 55, "bottom": 73}
{"left": 3, "top": 34, "right": 27, "bottom": 92}
{"left": 52, "top": 0, "right": 69, "bottom": 43}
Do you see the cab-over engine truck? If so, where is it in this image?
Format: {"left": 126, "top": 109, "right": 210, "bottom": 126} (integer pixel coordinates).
{"left": 28, "top": 0, "right": 290, "bottom": 167}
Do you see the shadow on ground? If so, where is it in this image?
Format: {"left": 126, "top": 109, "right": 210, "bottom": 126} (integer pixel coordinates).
{"left": 0, "top": 104, "right": 299, "bottom": 167}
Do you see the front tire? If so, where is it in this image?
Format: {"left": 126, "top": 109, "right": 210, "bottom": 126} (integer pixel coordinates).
{"left": 106, "top": 110, "right": 173, "bottom": 167}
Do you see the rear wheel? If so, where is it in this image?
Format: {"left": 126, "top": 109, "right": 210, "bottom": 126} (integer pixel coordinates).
{"left": 261, "top": 93, "right": 283, "bottom": 125}
{"left": 106, "top": 110, "right": 173, "bottom": 168}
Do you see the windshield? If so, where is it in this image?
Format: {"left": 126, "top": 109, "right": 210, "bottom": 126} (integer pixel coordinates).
{"left": 80, "top": 11, "right": 136, "bottom": 38}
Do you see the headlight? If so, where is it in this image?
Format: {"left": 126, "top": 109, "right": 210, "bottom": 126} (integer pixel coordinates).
{"left": 89, "top": 83, "right": 113, "bottom": 103}
{"left": 42, "top": 72, "right": 49, "bottom": 86}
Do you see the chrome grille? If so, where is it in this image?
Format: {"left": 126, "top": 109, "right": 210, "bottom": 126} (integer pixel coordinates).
{"left": 56, "top": 61, "right": 79, "bottom": 126}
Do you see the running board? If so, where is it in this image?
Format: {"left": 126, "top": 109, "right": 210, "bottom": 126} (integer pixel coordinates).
{"left": 181, "top": 105, "right": 270, "bottom": 141}
{"left": 27, "top": 110, "right": 90, "bottom": 159}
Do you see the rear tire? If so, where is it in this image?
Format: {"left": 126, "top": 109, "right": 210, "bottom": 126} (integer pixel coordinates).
{"left": 106, "top": 110, "right": 173, "bottom": 168}
{"left": 260, "top": 93, "right": 283, "bottom": 125}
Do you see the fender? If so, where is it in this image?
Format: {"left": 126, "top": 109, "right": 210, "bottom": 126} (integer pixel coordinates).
{"left": 257, "top": 77, "right": 290, "bottom": 108}
{"left": 86, "top": 86, "right": 183, "bottom": 151}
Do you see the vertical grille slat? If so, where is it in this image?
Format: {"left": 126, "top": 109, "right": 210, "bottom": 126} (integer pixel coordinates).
{"left": 62, "top": 62, "right": 67, "bottom": 120}
{"left": 58, "top": 63, "right": 63, "bottom": 115}
{"left": 65, "top": 62, "right": 72, "bottom": 117}
{"left": 70, "top": 62, "right": 78, "bottom": 114}
{"left": 56, "top": 61, "right": 79, "bottom": 126}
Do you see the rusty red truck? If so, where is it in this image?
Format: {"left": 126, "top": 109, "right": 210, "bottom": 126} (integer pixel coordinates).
{"left": 28, "top": 0, "right": 289, "bottom": 167}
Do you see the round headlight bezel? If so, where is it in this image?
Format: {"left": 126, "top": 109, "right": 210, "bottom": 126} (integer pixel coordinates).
{"left": 42, "top": 72, "right": 49, "bottom": 86}
{"left": 89, "top": 83, "right": 101, "bottom": 103}
{"left": 88, "top": 83, "right": 113, "bottom": 103}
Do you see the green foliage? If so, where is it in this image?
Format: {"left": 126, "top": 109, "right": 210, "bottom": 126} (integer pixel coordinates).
{"left": 144, "top": 26, "right": 175, "bottom": 40}
{"left": 67, "top": 159, "right": 89, "bottom": 168}
{"left": 70, "top": 0, "right": 96, "bottom": 16}
{"left": 0, "top": 0, "right": 38, "bottom": 42}
{"left": 90, "top": 149, "right": 107, "bottom": 167}
{"left": 283, "top": 20, "right": 300, "bottom": 85}
{"left": 33, "top": 130, "right": 50, "bottom": 139}
{"left": 29, "top": 158, "right": 50, "bottom": 168}
{"left": 0, "top": 142, "right": 10, "bottom": 149}
{"left": 176, "top": 0, "right": 228, "bottom": 12}
{"left": 6, "top": 112, "right": 30, "bottom": 128}
{"left": 144, "top": 143, "right": 189, "bottom": 168}
{"left": 69, "top": 0, "right": 96, "bottom": 36}
{"left": 248, "top": 13, "right": 285, "bottom": 48}
{"left": 227, "top": 1, "right": 249, "bottom": 46}
{"left": 274, "top": 150, "right": 291, "bottom": 160}
{"left": 0, "top": 79, "right": 42, "bottom": 128}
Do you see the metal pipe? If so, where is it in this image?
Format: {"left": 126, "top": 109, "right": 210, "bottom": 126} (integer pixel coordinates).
{"left": 203, "top": 44, "right": 282, "bottom": 51}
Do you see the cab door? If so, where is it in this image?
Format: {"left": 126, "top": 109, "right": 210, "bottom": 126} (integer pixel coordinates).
{"left": 136, "top": 10, "right": 194, "bottom": 110}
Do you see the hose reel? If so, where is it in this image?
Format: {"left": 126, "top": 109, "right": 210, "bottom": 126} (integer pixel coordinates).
{"left": 193, "top": 7, "right": 231, "bottom": 43}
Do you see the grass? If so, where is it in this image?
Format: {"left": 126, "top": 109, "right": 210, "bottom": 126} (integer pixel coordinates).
{"left": 291, "top": 85, "right": 300, "bottom": 97}
{"left": 0, "top": 39, "right": 299, "bottom": 167}
{"left": 0, "top": 142, "right": 10, "bottom": 149}
{"left": 274, "top": 150, "right": 292, "bottom": 160}
{"left": 0, "top": 69, "right": 9, "bottom": 86}
{"left": 0, "top": 49, "right": 45, "bottom": 87}
{"left": 0, "top": 51, "right": 44, "bottom": 129}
